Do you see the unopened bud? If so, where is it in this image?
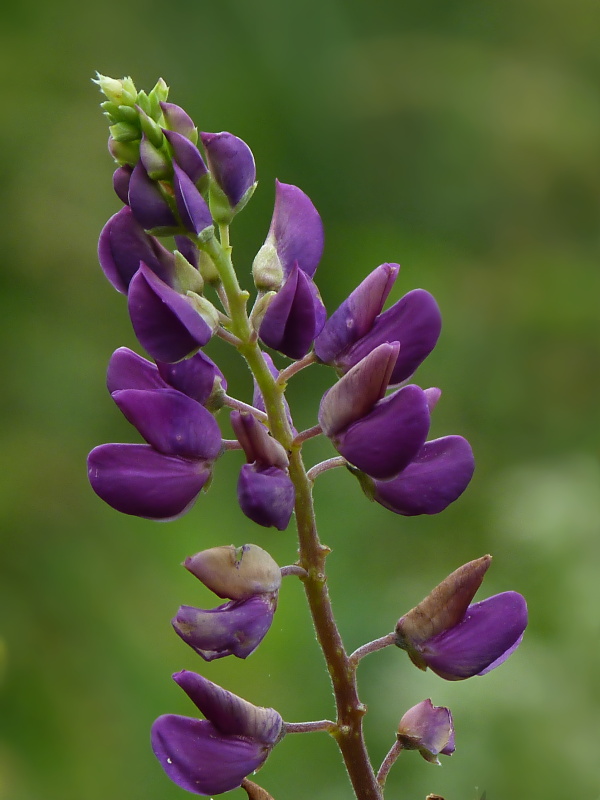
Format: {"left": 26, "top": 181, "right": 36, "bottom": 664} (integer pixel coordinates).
{"left": 186, "top": 292, "right": 219, "bottom": 334}
{"left": 174, "top": 250, "right": 204, "bottom": 294}
{"left": 93, "top": 73, "right": 137, "bottom": 106}
{"left": 185, "top": 544, "right": 281, "bottom": 600}
{"left": 252, "top": 242, "right": 283, "bottom": 291}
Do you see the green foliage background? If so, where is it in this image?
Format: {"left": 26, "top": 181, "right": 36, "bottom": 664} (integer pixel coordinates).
{"left": 1, "top": 1, "right": 599, "bottom": 798}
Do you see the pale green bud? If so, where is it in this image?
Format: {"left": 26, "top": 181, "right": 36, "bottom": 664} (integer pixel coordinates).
{"left": 174, "top": 250, "right": 204, "bottom": 294}
{"left": 186, "top": 292, "right": 220, "bottom": 333}
{"left": 252, "top": 241, "right": 283, "bottom": 291}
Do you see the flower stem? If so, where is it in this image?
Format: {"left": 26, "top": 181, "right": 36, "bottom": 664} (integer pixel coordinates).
{"left": 306, "top": 456, "right": 347, "bottom": 482}
{"left": 349, "top": 633, "right": 396, "bottom": 670}
{"left": 376, "top": 740, "right": 403, "bottom": 789}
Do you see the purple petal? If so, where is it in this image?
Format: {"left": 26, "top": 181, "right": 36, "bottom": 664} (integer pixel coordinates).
{"left": 87, "top": 443, "right": 209, "bottom": 519}
{"left": 172, "top": 596, "right": 276, "bottom": 660}
{"left": 332, "top": 384, "right": 430, "bottom": 480}
{"left": 397, "top": 699, "right": 455, "bottom": 759}
{"left": 201, "top": 131, "right": 256, "bottom": 208}
{"left": 230, "top": 411, "right": 288, "bottom": 469}
{"left": 340, "top": 289, "right": 442, "bottom": 384}
{"left": 237, "top": 464, "right": 295, "bottom": 530}
{"left": 422, "top": 592, "right": 528, "bottom": 680}
{"left": 174, "top": 235, "right": 199, "bottom": 268}
{"left": 164, "top": 129, "right": 208, "bottom": 185}
{"left": 151, "top": 715, "right": 268, "bottom": 795}
{"left": 172, "top": 162, "right": 213, "bottom": 236}
{"left": 112, "top": 165, "right": 132, "bottom": 204}
{"left": 128, "top": 161, "right": 177, "bottom": 230}
{"left": 127, "top": 263, "right": 212, "bottom": 362}
{"left": 157, "top": 350, "right": 226, "bottom": 404}
{"left": 172, "top": 670, "right": 283, "bottom": 744}
{"left": 112, "top": 388, "right": 222, "bottom": 460}
{"left": 373, "top": 435, "right": 475, "bottom": 516}
{"left": 97, "top": 207, "right": 175, "bottom": 294}
{"left": 159, "top": 101, "right": 197, "bottom": 140}
{"left": 264, "top": 181, "right": 324, "bottom": 279}
{"left": 314, "top": 263, "right": 400, "bottom": 363}
{"left": 259, "top": 265, "right": 326, "bottom": 360}
{"left": 106, "top": 347, "right": 168, "bottom": 393}
{"left": 318, "top": 342, "right": 400, "bottom": 437}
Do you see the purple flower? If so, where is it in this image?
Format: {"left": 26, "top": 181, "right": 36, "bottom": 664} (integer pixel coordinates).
{"left": 259, "top": 265, "right": 327, "bottom": 360}
{"left": 97, "top": 206, "right": 175, "bottom": 293}
{"left": 395, "top": 556, "right": 528, "bottom": 680}
{"left": 397, "top": 699, "right": 455, "bottom": 765}
{"left": 172, "top": 162, "right": 214, "bottom": 237}
{"left": 112, "top": 165, "right": 132, "bottom": 204}
{"left": 253, "top": 180, "right": 324, "bottom": 283}
{"left": 106, "top": 346, "right": 226, "bottom": 405}
{"left": 160, "top": 101, "right": 198, "bottom": 141}
{"left": 128, "top": 161, "right": 178, "bottom": 230}
{"left": 315, "top": 261, "right": 442, "bottom": 385}
{"left": 88, "top": 386, "right": 222, "bottom": 520}
{"left": 314, "top": 263, "right": 399, "bottom": 364}
{"left": 201, "top": 131, "right": 256, "bottom": 214}
{"left": 173, "top": 544, "right": 281, "bottom": 660}
{"left": 231, "top": 412, "right": 295, "bottom": 530}
{"left": 372, "top": 435, "right": 475, "bottom": 516}
{"left": 151, "top": 670, "right": 283, "bottom": 796}
{"left": 163, "top": 129, "right": 208, "bottom": 186}
{"left": 127, "top": 263, "right": 216, "bottom": 362}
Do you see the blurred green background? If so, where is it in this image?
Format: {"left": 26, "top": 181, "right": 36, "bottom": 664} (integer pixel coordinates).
{"left": 1, "top": 0, "right": 599, "bottom": 798}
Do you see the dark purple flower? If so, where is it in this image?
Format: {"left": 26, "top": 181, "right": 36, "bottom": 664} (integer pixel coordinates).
{"left": 97, "top": 206, "right": 175, "bottom": 293}
{"left": 112, "top": 165, "right": 132, "bottom": 204}
{"left": 395, "top": 556, "right": 528, "bottom": 680}
{"left": 314, "top": 263, "right": 399, "bottom": 364}
{"left": 88, "top": 384, "right": 222, "bottom": 520}
{"left": 128, "top": 161, "right": 178, "bottom": 230}
{"left": 151, "top": 671, "right": 283, "bottom": 796}
{"left": 230, "top": 411, "right": 295, "bottom": 530}
{"left": 372, "top": 435, "right": 475, "bottom": 516}
{"left": 172, "top": 594, "right": 277, "bottom": 661}
{"left": 330, "top": 384, "right": 431, "bottom": 481}
{"left": 254, "top": 180, "right": 324, "bottom": 282}
{"left": 201, "top": 131, "right": 256, "bottom": 212}
{"left": 172, "top": 162, "right": 214, "bottom": 237}
{"left": 259, "top": 265, "right": 326, "bottom": 360}
{"left": 163, "top": 129, "right": 208, "bottom": 186}
{"left": 87, "top": 443, "right": 212, "bottom": 519}
{"left": 160, "top": 101, "right": 197, "bottom": 141}
{"left": 321, "top": 285, "right": 442, "bottom": 386}
{"left": 397, "top": 699, "right": 455, "bottom": 764}
{"left": 127, "top": 263, "right": 215, "bottom": 362}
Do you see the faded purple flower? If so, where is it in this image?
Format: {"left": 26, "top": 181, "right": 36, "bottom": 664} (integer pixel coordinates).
{"left": 259, "top": 265, "right": 326, "bottom": 360}
{"left": 127, "top": 263, "right": 215, "bottom": 362}
{"left": 395, "top": 556, "right": 528, "bottom": 680}
{"left": 151, "top": 671, "right": 283, "bottom": 796}
{"left": 397, "top": 699, "right": 455, "bottom": 765}
{"left": 185, "top": 544, "right": 282, "bottom": 600}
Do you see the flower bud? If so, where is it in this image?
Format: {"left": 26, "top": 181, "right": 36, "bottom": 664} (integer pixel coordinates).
{"left": 139, "top": 135, "right": 171, "bottom": 180}
{"left": 201, "top": 131, "right": 257, "bottom": 222}
{"left": 252, "top": 242, "right": 284, "bottom": 291}
{"left": 238, "top": 464, "right": 296, "bottom": 530}
{"left": 230, "top": 412, "right": 288, "bottom": 470}
{"left": 172, "top": 162, "right": 214, "bottom": 238}
{"left": 185, "top": 544, "right": 281, "bottom": 600}
{"left": 108, "top": 135, "right": 140, "bottom": 167}
{"left": 259, "top": 265, "right": 326, "bottom": 360}
{"left": 159, "top": 101, "right": 198, "bottom": 143}
{"left": 112, "top": 165, "right": 132, "bottom": 204}
{"left": 93, "top": 73, "right": 137, "bottom": 106}
{"left": 173, "top": 249, "right": 204, "bottom": 294}
{"left": 127, "top": 263, "right": 213, "bottom": 362}
{"left": 163, "top": 129, "right": 208, "bottom": 188}
{"left": 397, "top": 700, "right": 455, "bottom": 765}
{"left": 128, "top": 162, "right": 177, "bottom": 231}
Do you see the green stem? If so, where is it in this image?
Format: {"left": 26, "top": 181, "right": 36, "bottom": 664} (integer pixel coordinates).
{"left": 198, "top": 231, "right": 382, "bottom": 800}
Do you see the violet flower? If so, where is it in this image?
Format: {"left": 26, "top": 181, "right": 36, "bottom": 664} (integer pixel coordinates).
{"left": 128, "top": 161, "right": 178, "bottom": 230}
{"left": 259, "top": 264, "right": 327, "bottom": 360}
{"left": 231, "top": 412, "right": 295, "bottom": 530}
{"left": 127, "top": 263, "right": 217, "bottom": 362}
{"left": 87, "top": 386, "right": 222, "bottom": 520}
{"left": 160, "top": 101, "right": 198, "bottom": 142}
{"left": 172, "top": 162, "right": 214, "bottom": 238}
{"left": 97, "top": 206, "right": 175, "bottom": 293}
{"left": 163, "top": 128, "right": 208, "bottom": 187}
{"left": 201, "top": 131, "right": 257, "bottom": 219}
{"left": 395, "top": 556, "right": 528, "bottom": 680}
{"left": 151, "top": 670, "right": 284, "bottom": 796}
{"left": 397, "top": 699, "right": 455, "bottom": 765}
{"left": 173, "top": 543, "right": 281, "bottom": 661}
{"left": 314, "top": 262, "right": 442, "bottom": 385}
{"left": 253, "top": 180, "right": 324, "bottom": 285}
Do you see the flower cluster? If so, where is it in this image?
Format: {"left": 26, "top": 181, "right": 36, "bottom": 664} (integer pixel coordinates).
{"left": 89, "top": 75, "right": 528, "bottom": 799}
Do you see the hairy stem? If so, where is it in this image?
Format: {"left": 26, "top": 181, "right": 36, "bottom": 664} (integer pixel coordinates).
{"left": 376, "top": 740, "right": 403, "bottom": 789}
{"left": 201, "top": 232, "right": 382, "bottom": 800}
